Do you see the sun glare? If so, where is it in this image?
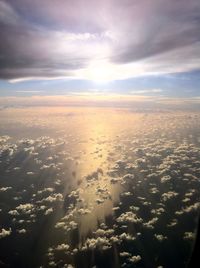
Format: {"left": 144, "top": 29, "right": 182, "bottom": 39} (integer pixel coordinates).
{"left": 76, "top": 59, "right": 149, "bottom": 83}
{"left": 80, "top": 61, "right": 116, "bottom": 83}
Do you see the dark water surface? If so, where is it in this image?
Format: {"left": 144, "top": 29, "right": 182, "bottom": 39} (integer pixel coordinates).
{"left": 0, "top": 107, "right": 200, "bottom": 268}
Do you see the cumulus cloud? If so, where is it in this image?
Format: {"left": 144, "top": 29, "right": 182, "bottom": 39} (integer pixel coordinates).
{"left": 0, "top": 186, "right": 12, "bottom": 192}
{"left": 0, "top": 228, "right": 12, "bottom": 238}
{"left": 120, "top": 251, "right": 131, "bottom": 257}
{"left": 183, "top": 232, "right": 195, "bottom": 240}
{"left": 116, "top": 211, "right": 143, "bottom": 224}
{"left": 0, "top": 135, "right": 11, "bottom": 143}
{"left": 8, "top": 210, "right": 19, "bottom": 216}
{"left": 129, "top": 255, "right": 142, "bottom": 263}
{"left": 167, "top": 219, "right": 178, "bottom": 228}
{"left": 15, "top": 203, "right": 35, "bottom": 214}
{"left": 119, "top": 232, "right": 136, "bottom": 241}
{"left": 93, "top": 228, "right": 114, "bottom": 237}
{"left": 84, "top": 236, "right": 111, "bottom": 251}
{"left": 151, "top": 207, "right": 165, "bottom": 215}
{"left": 143, "top": 217, "right": 159, "bottom": 229}
{"left": 37, "top": 188, "right": 54, "bottom": 195}
{"left": 182, "top": 202, "right": 200, "bottom": 213}
{"left": 17, "top": 229, "right": 26, "bottom": 234}
{"left": 161, "top": 175, "right": 171, "bottom": 183}
{"left": 154, "top": 234, "right": 168, "bottom": 242}
{"left": 55, "top": 243, "right": 70, "bottom": 251}
{"left": 55, "top": 219, "right": 78, "bottom": 232}
{"left": 41, "top": 193, "right": 63, "bottom": 203}
{"left": 76, "top": 208, "right": 91, "bottom": 215}
{"left": 162, "top": 191, "right": 178, "bottom": 202}
{"left": 44, "top": 208, "right": 54, "bottom": 215}
{"left": 149, "top": 187, "right": 159, "bottom": 194}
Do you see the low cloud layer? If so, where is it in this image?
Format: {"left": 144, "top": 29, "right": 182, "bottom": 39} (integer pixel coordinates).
{"left": 0, "top": 108, "right": 200, "bottom": 267}
{"left": 0, "top": 0, "right": 200, "bottom": 81}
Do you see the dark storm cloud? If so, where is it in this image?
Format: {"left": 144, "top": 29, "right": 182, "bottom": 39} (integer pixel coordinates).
{"left": 0, "top": 0, "right": 200, "bottom": 80}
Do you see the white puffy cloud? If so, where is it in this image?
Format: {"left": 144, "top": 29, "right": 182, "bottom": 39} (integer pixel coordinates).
{"left": 129, "top": 255, "right": 141, "bottom": 263}
{"left": 16, "top": 203, "right": 35, "bottom": 214}
{"left": 55, "top": 219, "right": 78, "bottom": 232}
{"left": 27, "top": 171, "right": 34, "bottom": 175}
{"left": 116, "top": 211, "right": 143, "bottom": 224}
{"left": 121, "top": 191, "right": 133, "bottom": 197}
{"left": 45, "top": 208, "right": 54, "bottom": 215}
{"left": 119, "top": 232, "right": 136, "bottom": 241}
{"left": 17, "top": 229, "right": 26, "bottom": 234}
{"left": 154, "top": 234, "right": 168, "bottom": 242}
{"left": 183, "top": 232, "right": 195, "bottom": 240}
{"left": 93, "top": 228, "right": 114, "bottom": 237}
{"left": 167, "top": 219, "right": 178, "bottom": 227}
{"left": 149, "top": 187, "right": 159, "bottom": 194}
{"left": 0, "top": 186, "right": 12, "bottom": 192}
{"left": 84, "top": 236, "right": 111, "bottom": 251}
{"left": 120, "top": 251, "right": 131, "bottom": 257}
{"left": 183, "top": 202, "right": 200, "bottom": 213}
{"left": 8, "top": 210, "right": 19, "bottom": 216}
{"left": 49, "top": 261, "right": 57, "bottom": 267}
{"left": 37, "top": 188, "right": 54, "bottom": 195}
{"left": 41, "top": 193, "right": 63, "bottom": 203}
{"left": 161, "top": 175, "right": 171, "bottom": 183}
{"left": 0, "top": 228, "right": 12, "bottom": 238}
{"left": 162, "top": 191, "right": 178, "bottom": 201}
{"left": 151, "top": 207, "right": 165, "bottom": 215}
{"left": 143, "top": 217, "right": 159, "bottom": 229}
{"left": 55, "top": 243, "right": 70, "bottom": 251}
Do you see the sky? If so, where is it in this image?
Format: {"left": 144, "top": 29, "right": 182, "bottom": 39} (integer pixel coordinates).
{"left": 0, "top": 0, "right": 200, "bottom": 98}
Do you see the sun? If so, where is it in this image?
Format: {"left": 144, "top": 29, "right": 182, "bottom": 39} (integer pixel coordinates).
{"left": 88, "top": 65, "right": 110, "bottom": 83}
{"left": 79, "top": 61, "right": 116, "bottom": 83}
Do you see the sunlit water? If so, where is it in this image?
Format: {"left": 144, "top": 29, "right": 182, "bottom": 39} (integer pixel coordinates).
{"left": 0, "top": 107, "right": 200, "bottom": 268}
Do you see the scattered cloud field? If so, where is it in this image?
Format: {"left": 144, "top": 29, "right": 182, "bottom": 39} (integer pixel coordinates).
{"left": 0, "top": 107, "right": 200, "bottom": 268}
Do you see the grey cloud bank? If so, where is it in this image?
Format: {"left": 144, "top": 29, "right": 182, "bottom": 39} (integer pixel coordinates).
{"left": 0, "top": 0, "right": 200, "bottom": 80}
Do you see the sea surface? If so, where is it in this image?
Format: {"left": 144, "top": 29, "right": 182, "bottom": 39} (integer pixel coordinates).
{"left": 0, "top": 107, "right": 200, "bottom": 268}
